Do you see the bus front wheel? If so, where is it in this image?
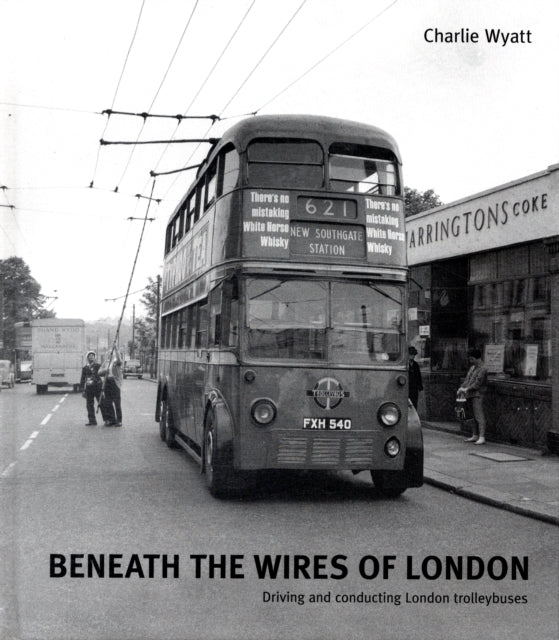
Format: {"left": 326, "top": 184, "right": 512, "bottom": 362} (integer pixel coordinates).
{"left": 160, "top": 399, "right": 177, "bottom": 448}
{"left": 371, "top": 471, "right": 406, "bottom": 498}
{"left": 204, "top": 409, "right": 237, "bottom": 498}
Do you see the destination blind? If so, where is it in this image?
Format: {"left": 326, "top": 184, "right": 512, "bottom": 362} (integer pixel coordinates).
{"left": 243, "top": 190, "right": 406, "bottom": 265}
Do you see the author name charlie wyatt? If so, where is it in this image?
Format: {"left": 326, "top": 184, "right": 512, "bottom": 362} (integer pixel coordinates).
{"left": 425, "top": 28, "right": 532, "bottom": 46}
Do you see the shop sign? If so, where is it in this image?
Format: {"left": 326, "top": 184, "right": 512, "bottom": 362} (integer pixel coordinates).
{"left": 484, "top": 344, "right": 505, "bottom": 374}
{"left": 407, "top": 166, "right": 558, "bottom": 264}
{"left": 523, "top": 345, "right": 538, "bottom": 377}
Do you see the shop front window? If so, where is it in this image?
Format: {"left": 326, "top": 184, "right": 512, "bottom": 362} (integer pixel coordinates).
{"left": 469, "top": 244, "right": 551, "bottom": 382}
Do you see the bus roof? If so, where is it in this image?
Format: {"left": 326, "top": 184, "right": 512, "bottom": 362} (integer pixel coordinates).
{"left": 31, "top": 318, "right": 85, "bottom": 326}
{"left": 200, "top": 114, "right": 402, "bottom": 174}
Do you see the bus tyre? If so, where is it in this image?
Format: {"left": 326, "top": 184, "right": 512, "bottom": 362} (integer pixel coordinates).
{"left": 158, "top": 400, "right": 166, "bottom": 441}
{"left": 371, "top": 471, "right": 406, "bottom": 498}
{"left": 204, "top": 409, "right": 238, "bottom": 498}
{"left": 160, "top": 399, "right": 177, "bottom": 448}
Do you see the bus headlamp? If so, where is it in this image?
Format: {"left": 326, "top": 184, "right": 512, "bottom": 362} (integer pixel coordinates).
{"left": 251, "top": 399, "right": 277, "bottom": 425}
{"left": 378, "top": 402, "right": 401, "bottom": 427}
{"left": 384, "top": 437, "right": 401, "bottom": 458}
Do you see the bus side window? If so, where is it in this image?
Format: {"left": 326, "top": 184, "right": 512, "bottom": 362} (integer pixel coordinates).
{"left": 209, "top": 287, "right": 222, "bottom": 347}
{"left": 165, "top": 225, "right": 173, "bottom": 254}
{"left": 196, "top": 301, "right": 209, "bottom": 348}
{"left": 170, "top": 312, "right": 178, "bottom": 348}
{"left": 160, "top": 316, "right": 167, "bottom": 347}
{"left": 218, "top": 145, "right": 240, "bottom": 196}
{"left": 209, "top": 279, "right": 239, "bottom": 348}
{"left": 193, "top": 183, "right": 203, "bottom": 224}
{"left": 221, "top": 277, "right": 239, "bottom": 347}
{"left": 185, "top": 194, "right": 194, "bottom": 234}
{"left": 165, "top": 315, "right": 173, "bottom": 349}
{"left": 186, "top": 305, "right": 196, "bottom": 348}
{"left": 178, "top": 310, "right": 186, "bottom": 348}
{"left": 205, "top": 160, "right": 217, "bottom": 210}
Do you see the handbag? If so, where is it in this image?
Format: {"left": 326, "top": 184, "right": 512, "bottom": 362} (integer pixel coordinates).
{"left": 454, "top": 393, "right": 467, "bottom": 421}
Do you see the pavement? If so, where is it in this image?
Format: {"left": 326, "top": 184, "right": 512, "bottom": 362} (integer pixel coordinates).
{"left": 422, "top": 421, "right": 559, "bottom": 526}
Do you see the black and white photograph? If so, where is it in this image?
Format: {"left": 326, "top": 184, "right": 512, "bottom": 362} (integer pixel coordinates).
{"left": 1, "top": 1, "right": 558, "bottom": 639}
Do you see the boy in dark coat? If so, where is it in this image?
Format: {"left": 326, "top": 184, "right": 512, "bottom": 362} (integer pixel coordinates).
{"left": 80, "top": 351, "right": 102, "bottom": 425}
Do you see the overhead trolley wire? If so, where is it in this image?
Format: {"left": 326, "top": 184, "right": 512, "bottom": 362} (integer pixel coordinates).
{"left": 0, "top": 101, "right": 101, "bottom": 115}
{"left": 148, "top": 0, "right": 257, "bottom": 180}
{"left": 111, "top": 0, "right": 201, "bottom": 192}
{"left": 256, "top": 0, "right": 400, "bottom": 113}
{"left": 156, "top": 0, "right": 308, "bottom": 201}
{"left": 90, "top": 0, "right": 147, "bottom": 188}
{"left": 218, "top": 0, "right": 309, "bottom": 117}
{"left": 0, "top": 184, "right": 32, "bottom": 253}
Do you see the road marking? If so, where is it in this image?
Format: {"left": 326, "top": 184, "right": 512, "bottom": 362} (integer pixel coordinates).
{"left": 1, "top": 462, "right": 16, "bottom": 477}
{"left": 5, "top": 393, "right": 70, "bottom": 469}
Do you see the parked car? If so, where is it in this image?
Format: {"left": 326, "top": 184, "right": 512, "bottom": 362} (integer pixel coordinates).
{"left": 0, "top": 360, "right": 15, "bottom": 388}
{"left": 123, "top": 359, "right": 143, "bottom": 379}
{"left": 18, "top": 360, "right": 33, "bottom": 382}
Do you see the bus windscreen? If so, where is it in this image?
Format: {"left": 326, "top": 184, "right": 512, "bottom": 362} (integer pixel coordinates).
{"left": 246, "top": 278, "right": 403, "bottom": 364}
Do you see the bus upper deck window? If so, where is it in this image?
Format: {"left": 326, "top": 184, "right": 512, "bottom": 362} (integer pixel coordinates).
{"left": 205, "top": 161, "right": 217, "bottom": 209}
{"left": 247, "top": 138, "right": 324, "bottom": 189}
{"left": 329, "top": 144, "right": 400, "bottom": 196}
{"left": 219, "top": 147, "right": 240, "bottom": 195}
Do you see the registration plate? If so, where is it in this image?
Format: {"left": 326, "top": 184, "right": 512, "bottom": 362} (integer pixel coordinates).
{"left": 303, "top": 418, "right": 352, "bottom": 430}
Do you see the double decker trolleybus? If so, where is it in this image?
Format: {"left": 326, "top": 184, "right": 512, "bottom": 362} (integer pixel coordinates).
{"left": 156, "top": 114, "right": 423, "bottom": 498}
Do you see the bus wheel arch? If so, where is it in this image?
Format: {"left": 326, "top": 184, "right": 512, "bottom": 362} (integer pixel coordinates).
{"left": 203, "top": 401, "right": 237, "bottom": 497}
{"left": 372, "top": 403, "right": 424, "bottom": 498}
{"left": 159, "top": 388, "right": 177, "bottom": 448}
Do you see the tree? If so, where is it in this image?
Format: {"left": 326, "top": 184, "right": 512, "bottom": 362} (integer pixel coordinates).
{"left": 137, "top": 275, "right": 161, "bottom": 376}
{"left": 404, "top": 187, "right": 442, "bottom": 217}
{"left": 0, "top": 256, "right": 55, "bottom": 357}
{"left": 140, "top": 276, "right": 159, "bottom": 325}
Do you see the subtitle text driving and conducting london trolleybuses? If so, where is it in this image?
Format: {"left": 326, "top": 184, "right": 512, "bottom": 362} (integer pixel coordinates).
{"left": 156, "top": 114, "right": 423, "bottom": 498}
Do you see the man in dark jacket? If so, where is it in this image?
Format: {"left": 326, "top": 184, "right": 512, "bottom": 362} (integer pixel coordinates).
{"left": 408, "top": 346, "right": 423, "bottom": 410}
{"left": 99, "top": 348, "right": 123, "bottom": 427}
{"left": 80, "top": 351, "right": 102, "bottom": 425}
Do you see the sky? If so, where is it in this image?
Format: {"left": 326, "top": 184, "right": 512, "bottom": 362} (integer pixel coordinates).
{"left": 1, "top": 0, "right": 558, "bottom": 321}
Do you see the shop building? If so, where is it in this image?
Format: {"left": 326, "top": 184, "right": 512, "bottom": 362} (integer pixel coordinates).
{"left": 407, "top": 163, "right": 559, "bottom": 451}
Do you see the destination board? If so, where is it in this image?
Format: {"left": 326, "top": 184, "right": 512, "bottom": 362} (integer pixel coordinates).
{"left": 290, "top": 222, "right": 366, "bottom": 258}
{"left": 242, "top": 189, "right": 406, "bottom": 266}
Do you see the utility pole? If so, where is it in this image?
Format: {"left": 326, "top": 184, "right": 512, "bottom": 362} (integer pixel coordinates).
{"left": 131, "top": 304, "right": 135, "bottom": 359}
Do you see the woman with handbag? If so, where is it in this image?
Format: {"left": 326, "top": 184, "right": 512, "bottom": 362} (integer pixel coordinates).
{"left": 458, "top": 348, "right": 488, "bottom": 445}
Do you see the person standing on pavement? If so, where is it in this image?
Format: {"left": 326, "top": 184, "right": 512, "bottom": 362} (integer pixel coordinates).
{"left": 408, "top": 345, "right": 423, "bottom": 410}
{"left": 99, "top": 348, "right": 123, "bottom": 427}
{"left": 458, "top": 347, "right": 488, "bottom": 445}
{"left": 80, "top": 351, "right": 103, "bottom": 426}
